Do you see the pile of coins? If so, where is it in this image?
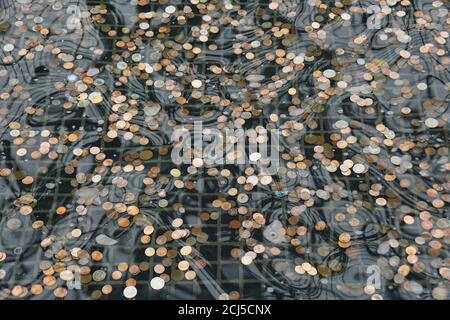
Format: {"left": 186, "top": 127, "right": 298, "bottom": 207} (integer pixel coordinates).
{"left": 0, "top": 0, "right": 448, "bottom": 300}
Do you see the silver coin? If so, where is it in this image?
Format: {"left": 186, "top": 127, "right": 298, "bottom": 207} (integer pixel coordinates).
{"left": 6, "top": 218, "right": 22, "bottom": 230}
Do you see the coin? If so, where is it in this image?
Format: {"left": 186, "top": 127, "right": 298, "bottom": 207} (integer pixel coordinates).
{"left": 191, "top": 80, "right": 203, "bottom": 88}
{"left": 150, "top": 277, "right": 165, "bottom": 290}
{"left": 93, "top": 270, "right": 107, "bottom": 282}
{"left": 192, "top": 157, "right": 204, "bottom": 167}
{"left": 425, "top": 118, "right": 438, "bottom": 128}
{"left": 6, "top": 218, "right": 22, "bottom": 230}
{"left": 123, "top": 286, "right": 137, "bottom": 299}
{"left": 353, "top": 164, "right": 366, "bottom": 174}
{"left": 241, "top": 255, "right": 253, "bottom": 265}
{"left": 180, "top": 246, "right": 192, "bottom": 256}
{"left": 60, "top": 270, "right": 74, "bottom": 281}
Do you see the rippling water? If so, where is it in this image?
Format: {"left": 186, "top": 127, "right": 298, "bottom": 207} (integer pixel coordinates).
{"left": 0, "top": 0, "right": 448, "bottom": 300}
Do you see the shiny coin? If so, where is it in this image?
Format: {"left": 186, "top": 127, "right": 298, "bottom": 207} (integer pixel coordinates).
{"left": 150, "top": 276, "right": 165, "bottom": 290}
{"left": 123, "top": 286, "right": 137, "bottom": 299}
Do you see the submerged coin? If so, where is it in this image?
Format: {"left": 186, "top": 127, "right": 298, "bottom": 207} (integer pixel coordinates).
{"left": 150, "top": 277, "right": 165, "bottom": 290}
{"left": 123, "top": 286, "right": 137, "bottom": 299}
{"left": 6, "top": 218, "right": 22, "bottom": 230}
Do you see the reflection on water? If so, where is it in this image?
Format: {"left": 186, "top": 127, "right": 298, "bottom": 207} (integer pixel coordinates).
{"left": 0, "top": 0, "right": 448, "bottom": 300}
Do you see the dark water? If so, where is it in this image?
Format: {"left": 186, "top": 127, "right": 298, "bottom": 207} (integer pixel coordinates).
{"left": 0, "top": 0, "right": 448, "bottom": 300}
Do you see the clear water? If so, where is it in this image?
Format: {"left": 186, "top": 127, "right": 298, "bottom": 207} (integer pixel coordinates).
{"left": 0, "top": 0, "right": 448, "bottom": 300}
